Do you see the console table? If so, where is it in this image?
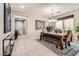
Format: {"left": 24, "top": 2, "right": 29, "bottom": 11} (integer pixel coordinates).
{"left": 3, "top": 33, "right": 15, "bottom": 56}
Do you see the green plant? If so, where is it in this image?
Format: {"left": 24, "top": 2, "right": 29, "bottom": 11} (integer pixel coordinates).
{"left": 46, "top": 26, "right": 52, "bottom": 32}
{"left": 76, "top": 24, "right": 79, "bottom": 32}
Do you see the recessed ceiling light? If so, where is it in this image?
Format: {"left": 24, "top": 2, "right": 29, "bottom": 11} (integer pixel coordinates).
{"left": 21, "top": 5, "right": 24, "bottom": 9}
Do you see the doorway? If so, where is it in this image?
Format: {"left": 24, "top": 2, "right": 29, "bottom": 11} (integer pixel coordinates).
{"left": 15, "top": 18, "right": 25, "bottom": 36}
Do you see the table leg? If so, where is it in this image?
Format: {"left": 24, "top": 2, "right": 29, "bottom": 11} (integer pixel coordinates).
{"left": 56, "top": 40, "right": 59, "bottom": 48}
{"left": 60, "top": 38, "right": 63, "bottom": 50}
{"left": 68, "top": 41, "right": 71, "bottom": 47}
{"left": 40, "top": 35, "right": 42, "bottom": 41}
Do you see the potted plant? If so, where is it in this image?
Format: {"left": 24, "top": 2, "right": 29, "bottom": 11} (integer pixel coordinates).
{"left": 76, "top": 23, "right": 79, "bottom": 40}
{"left": 46, "top": 26, "right": 52, "bottom": 32}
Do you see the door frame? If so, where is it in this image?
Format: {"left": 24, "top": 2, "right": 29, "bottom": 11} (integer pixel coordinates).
{"left": 14, "top": 15, "right": 27, "bottom": 38}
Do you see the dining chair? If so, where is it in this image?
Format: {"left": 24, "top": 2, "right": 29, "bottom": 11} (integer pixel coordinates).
{"left": 63, "top": 30, "right": 72, "bottom": 48}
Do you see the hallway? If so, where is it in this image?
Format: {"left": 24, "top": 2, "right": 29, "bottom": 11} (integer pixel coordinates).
{"left": 11, "top": 37, "right": 58, "bottom": 56}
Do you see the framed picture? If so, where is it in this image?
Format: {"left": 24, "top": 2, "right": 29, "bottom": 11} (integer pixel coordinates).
{"left": 4, "top": 3, "right": 11, "bottom": 33}
{"left": 35, "top": 20, "right": 45, "bottom": 30}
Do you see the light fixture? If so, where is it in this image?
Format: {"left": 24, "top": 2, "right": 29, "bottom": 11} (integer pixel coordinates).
{"left": 48, "top": 9, "right": 57, "bottom": 22}
{"left": 21, "top": 5, "right": 24, "bottom": 9}
{"left": 48, "top": 20, "right": 52, "bottom": 22}
{"left": 51, "top": 19, "right": 57, "bottom": 22}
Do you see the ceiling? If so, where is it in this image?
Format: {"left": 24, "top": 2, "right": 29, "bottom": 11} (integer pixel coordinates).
{"left": 10, "top": 3, "right": 79, "bottom": 16}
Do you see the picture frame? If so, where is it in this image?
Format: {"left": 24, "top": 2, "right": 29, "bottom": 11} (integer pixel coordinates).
{"left": 4, "top": 3, "right": 11, "bottom": 33}
{"left": 35, "top": 20, "right": 45, "bottom": 30}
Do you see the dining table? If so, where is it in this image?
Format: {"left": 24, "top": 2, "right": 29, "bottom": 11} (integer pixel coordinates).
{"left": 40, "top": 32, "right": 67, "bottom": 50}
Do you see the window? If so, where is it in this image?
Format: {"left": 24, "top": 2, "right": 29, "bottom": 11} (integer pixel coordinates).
{"left": 55, "top": 20, "right": 63, "bottom": 30}
{"left": 56, "top": 15, "right": 74, "bottom": 31}
{"left": 63, "top": 18, "right": 74, "bottom": 30}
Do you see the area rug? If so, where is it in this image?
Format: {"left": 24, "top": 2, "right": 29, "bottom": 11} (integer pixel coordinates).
{"left": 36, "top": 39, "right": 79, "bottom": 56}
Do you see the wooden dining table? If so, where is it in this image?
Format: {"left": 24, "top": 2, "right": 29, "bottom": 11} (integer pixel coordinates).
{"left": 40, "top": 32, "right": 67, "bottom": 50}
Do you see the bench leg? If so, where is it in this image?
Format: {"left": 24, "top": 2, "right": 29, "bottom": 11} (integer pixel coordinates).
{"left": 56, "top": 40, "right": 59, "bottom": 48}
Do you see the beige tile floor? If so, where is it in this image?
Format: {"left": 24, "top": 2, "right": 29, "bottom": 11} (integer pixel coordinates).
{"left": 11, "top": 36, "right": 58, "bottom": 56}
{"left": 11, "top": 36, "right": 79, "bottom": 56}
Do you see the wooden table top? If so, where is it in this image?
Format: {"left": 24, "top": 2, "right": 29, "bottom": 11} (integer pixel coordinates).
{"left": 42, "top": 32, "right": 67, "bottom": 38}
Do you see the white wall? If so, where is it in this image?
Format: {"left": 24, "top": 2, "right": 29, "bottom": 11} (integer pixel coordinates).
{"left": 0, "top": 3, "right": 4, "bottom": 56}
{"left": 27, "top": 15, "right": 48, "bottom": 38}
{"left": 12, "top": 11, "right": 48, "bottom": 39}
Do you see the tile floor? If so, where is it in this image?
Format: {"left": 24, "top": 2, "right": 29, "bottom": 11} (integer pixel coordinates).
{"left": 11, "top": 36, "right": 79, "bottom": 56}
{"left": 11, "top": 36, "right": 58, "bottom": 56}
